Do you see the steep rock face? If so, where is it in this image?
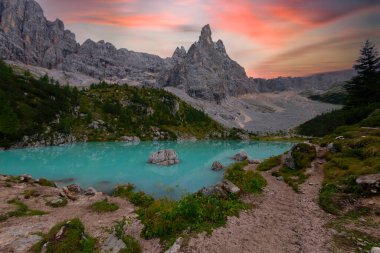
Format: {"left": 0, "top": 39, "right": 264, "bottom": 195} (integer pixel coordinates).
{"left": 159, "top": 25, "right": 252, "bottom": 103}
{"left": 0, "top": 0, "right": 78, "bottom": 67}
{"left": 0, "top": 0, "right": 166, "bottom": 85}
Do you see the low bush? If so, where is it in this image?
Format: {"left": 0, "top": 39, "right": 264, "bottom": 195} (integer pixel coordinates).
{"left": 291, "top": 143, "right": 316, "bottom": 170}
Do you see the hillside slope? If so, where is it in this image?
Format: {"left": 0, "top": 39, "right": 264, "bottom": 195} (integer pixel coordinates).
{"left": 0, "top": 61, "right": 241, "bottom": 149}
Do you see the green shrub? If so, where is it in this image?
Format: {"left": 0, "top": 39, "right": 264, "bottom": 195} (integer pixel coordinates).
{"left": 291, "top": 143, "right": 316, "bottom": 170}
{"left": 90, "top": 198, "right": 119, "bottom": 213}
{"left": 37, "top": 178, "right": 56, "bottom": 187}
{"left": 31, "top": 219, "right": 98, "bottom": 253}
{"left": 138, "top": 193, "right": 247, "bottom": 245}
{"left": 46, "top": 197, "right": 68, "bottom": 208}
{"left": 113, "top": 184, "right": 154, "bottom": 208}
{"left": 257, "top": 155, "right": 281, "bottom": 171}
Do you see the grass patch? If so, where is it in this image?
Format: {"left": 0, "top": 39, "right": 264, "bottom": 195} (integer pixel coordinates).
{"left": 272, "top": 166, "right": 309, "bottom": 193}
{"left": 113, "top": 184, "right": 154, "bottom": 208}
{"left": 0, "top": 199, "right": 48, "bottom": 222}
{"left": 225, "top": 161, "right": 267, "bottom": 193}
{"left": 257, "top": 155, "right": 281, "bottom": 171}
{"left": 90, "top": 198, "right": 119, "bottom": 213}
{"left": 31, "top": 218, "right": 98, "bottom": 253}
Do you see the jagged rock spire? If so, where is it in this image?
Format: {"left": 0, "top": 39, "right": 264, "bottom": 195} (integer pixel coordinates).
{"left": 199, "top": 24, "right": 213, "bottom": 45}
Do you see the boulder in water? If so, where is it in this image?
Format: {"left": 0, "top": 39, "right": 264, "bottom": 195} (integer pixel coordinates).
{"left": 211, "top": 161, "right": 224, "bottom": 171}
{"left": 233, "top": 150, "right": 248, "bottom": 161}
{"left": 149, "top": 149, "right": 179, "bottom": 166}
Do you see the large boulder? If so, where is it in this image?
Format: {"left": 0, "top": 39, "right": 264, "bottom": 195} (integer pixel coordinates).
{"left": 233, "top": 150, "right": 248, "bottom": 161}
{"left": 148, "top": 149, "right": 179, "bottom": 166}
{"left": 356, "top": 174, "right": 380, "bottom": 195}
{"left": 211, "top": 161, "right": 224, "bottom": 171}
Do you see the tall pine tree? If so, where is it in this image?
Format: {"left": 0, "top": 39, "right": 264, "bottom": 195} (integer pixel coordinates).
{"left": 345, "top": 40, "right": 380, "bottom": 106}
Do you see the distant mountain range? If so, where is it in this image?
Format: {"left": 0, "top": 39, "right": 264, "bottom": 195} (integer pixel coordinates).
{"left": 0, "top": 0, "right": 354, "bottom": 132}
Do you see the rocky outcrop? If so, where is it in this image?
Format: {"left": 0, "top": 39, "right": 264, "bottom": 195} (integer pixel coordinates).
{"left": 148, "top": 149, "right": 179, "bottom": 166}
{"left": 159, "top": 25, "right": 253, "bottom": 103}
{"left": 200, "top": 180, "right": 240, "bottom": 198}
{"left": 356, "top": 174, "right": 380, "bottom": 195}
{"left": 62, "top": 184, "right": 82, "bottom": 200}
{"left": 233, "top": 150, "right": 248, "bottom": 161}
{"left": 120, "top": 136, "right": 140, "bottom": 143}
{"left": 211, "top": 161, "right": 224, "bottom": 171}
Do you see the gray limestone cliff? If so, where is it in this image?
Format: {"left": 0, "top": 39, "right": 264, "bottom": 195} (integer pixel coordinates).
{"left": 159, "top": 25, "right": 253, "bottom": 103}
{"left": 0, "top": 0, "right": 166, "bottom": 85}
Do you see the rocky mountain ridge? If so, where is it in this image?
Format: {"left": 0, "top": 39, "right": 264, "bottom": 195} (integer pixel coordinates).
{"left": 158, "top": 25, "right": 253, "bottom": 103}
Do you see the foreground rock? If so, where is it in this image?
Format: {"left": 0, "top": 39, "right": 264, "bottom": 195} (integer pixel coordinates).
{"left": 371, "top": 247, "right": 380, "bottom": 253}
{"left": 356, "top": 174, "right": 380, "bottom": 195}
{"left": 101, "top": 233, "right": 126, "bottom": 253}
{"left": 165, "top": 237, "right": 183, "bottom": 253}
{"left": 200, "top": 180, "right": 240, "bottom": 198}
{"left": 233, "top": 150, "right": 248, "bottom": 161}
{"left": 149, "top": 149, "right": 179, "bottom": 166}
{"left": 211, "top": 161, "right": 224, "bottom": 171}
{"left": 62, "top": 184, "right": 82, "bottom": 200}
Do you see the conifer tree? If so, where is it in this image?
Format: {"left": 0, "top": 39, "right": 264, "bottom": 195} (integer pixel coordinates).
{"left": 345, "top": 40, "right": 380, "bottom": 106}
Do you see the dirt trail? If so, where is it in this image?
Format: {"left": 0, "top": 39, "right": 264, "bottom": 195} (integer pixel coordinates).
{"left": 181, "top": 147, "right": 334, "bottom": 253}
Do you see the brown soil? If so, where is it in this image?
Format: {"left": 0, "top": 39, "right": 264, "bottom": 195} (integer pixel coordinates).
{"left": 181, "top": 149, "right": 334, "bottom": 253}
{"left": 0, "top": 177, "right": 161, "bottom": 253}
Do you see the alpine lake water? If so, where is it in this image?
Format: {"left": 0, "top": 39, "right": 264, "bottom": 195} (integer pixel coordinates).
{"left": 0, "top": 141, "right": 293, "bottom": 199}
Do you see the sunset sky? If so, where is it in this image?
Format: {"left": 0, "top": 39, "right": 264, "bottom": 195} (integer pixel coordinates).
{"left": 36, "top": 0, "right": 380, "bottom": 78}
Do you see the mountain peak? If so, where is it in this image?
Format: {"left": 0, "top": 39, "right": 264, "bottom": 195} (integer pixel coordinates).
{"left": 199, "top": 24, "right": 213, "bottom": 45}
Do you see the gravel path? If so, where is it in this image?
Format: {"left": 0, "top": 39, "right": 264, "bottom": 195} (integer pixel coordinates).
{"left": 181, "top": 148, "right": 333, "bottom": 253}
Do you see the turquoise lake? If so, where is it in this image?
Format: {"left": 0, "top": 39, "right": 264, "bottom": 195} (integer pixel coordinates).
{"left": 0, "top": 141, "right": 293, "bottom": 199}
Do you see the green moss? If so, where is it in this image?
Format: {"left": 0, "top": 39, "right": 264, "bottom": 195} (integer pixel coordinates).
{"left": 225, "top": 161, "right": 267, "bottom": 193}
{"left": 90, "top": 198, "right": 119, "bottom": 213}
{"left": 257, "top": 155, "right": 281, "bottom": 171}
{"left": 31, "top": 219, "right": 98, "bottom": 253}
